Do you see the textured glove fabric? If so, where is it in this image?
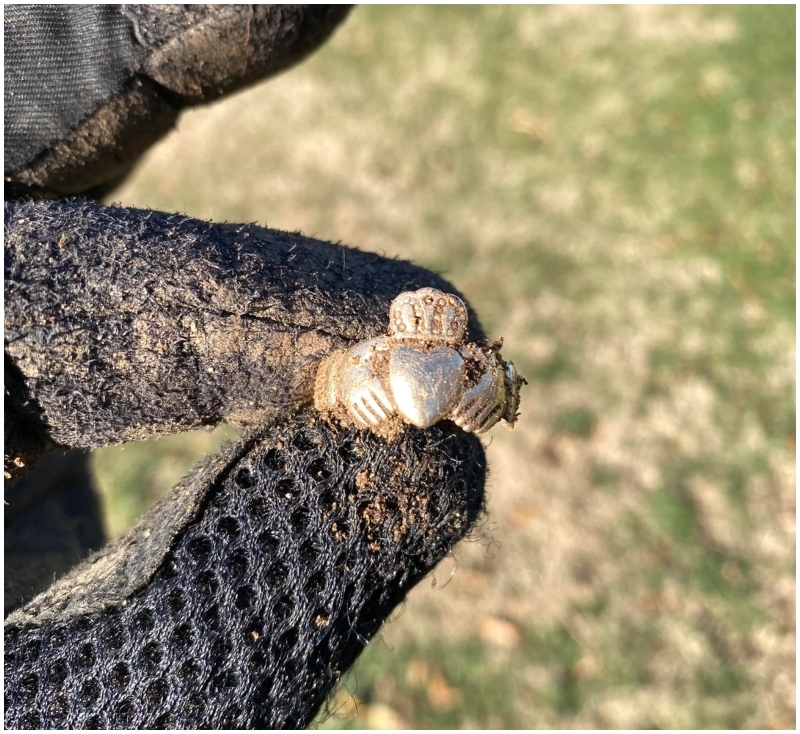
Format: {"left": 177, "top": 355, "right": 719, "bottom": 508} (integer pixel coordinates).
{"left": 4, "top": 5, "right": 490, "bottom": 730}
{"left": 4, "top": 4, "right": 352, "bottom": 197}
{"left": 4, "top": 4, "right": 141, "bottom": 174}
{"left": 5, "top": 415, "right": 485, "bottom": 729}
{"left": 5, "top": 196, "right": 489, "bottom": 728}
{"left": 4, "top": 450, "right": 105, "bottom": 616}
{"left": 4, "top": 197, "right": 483, "bottom": 480}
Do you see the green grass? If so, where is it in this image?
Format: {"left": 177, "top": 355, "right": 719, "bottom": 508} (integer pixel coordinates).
{"left": 556, "top": 407, "right": 599, "bottom": 438}
{"left": 97, "top": 5, "right": 796, "bottom": 729}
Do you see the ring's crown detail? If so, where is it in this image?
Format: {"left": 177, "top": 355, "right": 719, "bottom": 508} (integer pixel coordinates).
{"left": 315, "top": 288, "right": 525, "bottom": 435}
{"left": 387, "top": 288, "right": 468, "bottom": 343}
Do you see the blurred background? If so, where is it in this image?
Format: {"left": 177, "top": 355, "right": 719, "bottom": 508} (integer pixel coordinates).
{"left": 95, "top": 5, "right": 794, "bottom": 729}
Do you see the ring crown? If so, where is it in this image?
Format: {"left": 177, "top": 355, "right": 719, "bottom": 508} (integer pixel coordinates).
{"left": 388, "top": 288, "right": 468, "bottom": 343}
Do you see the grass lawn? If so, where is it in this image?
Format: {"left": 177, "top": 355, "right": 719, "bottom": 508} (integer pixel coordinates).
{"left": 98, "top": 5, "right": 795, "bottom": 728}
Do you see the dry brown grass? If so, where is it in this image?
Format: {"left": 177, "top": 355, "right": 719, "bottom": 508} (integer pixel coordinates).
{"left": 96, "top": 5, "right": 795, "bottom": 728}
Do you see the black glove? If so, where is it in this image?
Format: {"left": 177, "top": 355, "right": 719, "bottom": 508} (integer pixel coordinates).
{"left": 4, "top": 6, "right": 488, "bottom": 729}
{"left": 5, "top": 4, "right": 353, "bottom": 199}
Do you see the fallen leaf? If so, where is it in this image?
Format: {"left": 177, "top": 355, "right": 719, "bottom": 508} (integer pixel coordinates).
{"left": 572, "top": 653, "right": 603, "bottom": 680}
{"left": 479, "top": 616, "right": 522, "bottom": 649}
{"left": 364, "top": 703, "right": 408, "bottom": 730}
{"left": 510, "top": 503, "right": 541, "bottom": 530}
{"left": 426, "top": 671, "right": 461, "bottom": 712}
{"left": 406, "top": 659, "right": 434, "bottom": 688}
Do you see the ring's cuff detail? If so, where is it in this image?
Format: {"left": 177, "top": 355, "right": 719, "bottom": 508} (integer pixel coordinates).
{"left": 314, "top": 288, "right": 525, "bottom": 434}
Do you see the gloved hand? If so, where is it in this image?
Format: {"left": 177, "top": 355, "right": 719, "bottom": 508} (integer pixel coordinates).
{"left": 4, "top": 6, "right": 488, "bottom": 729}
